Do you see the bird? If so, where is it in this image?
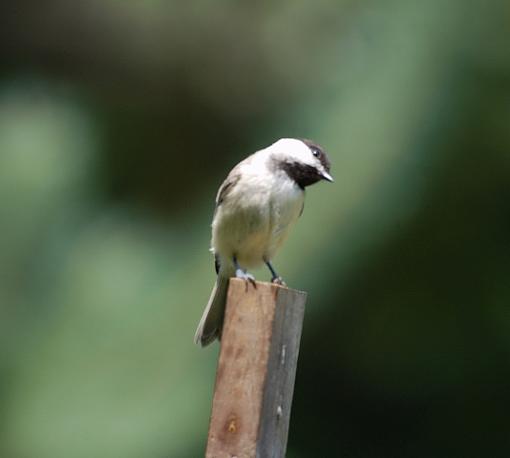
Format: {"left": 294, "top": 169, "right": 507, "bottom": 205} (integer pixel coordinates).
{"left": 194, "top": 138, "right": 333, "bottom": 347}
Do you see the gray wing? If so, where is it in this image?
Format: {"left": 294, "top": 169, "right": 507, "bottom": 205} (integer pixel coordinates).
{"left": 215, "top": 169, "right": 241, "bottom": 209}
{"left": 215, "top": 150, "right": 261, "bottom": 209}
{"left": 211, "top": 168, "right": 241, "bottom": 273}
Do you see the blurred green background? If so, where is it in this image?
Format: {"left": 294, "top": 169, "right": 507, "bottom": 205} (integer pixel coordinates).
{"left": 1, "top": 0, "right": 509, "bottom": 457}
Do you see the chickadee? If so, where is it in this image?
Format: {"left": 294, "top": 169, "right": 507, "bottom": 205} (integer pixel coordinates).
{"left": 194, "top": 138, "right": 333, "bottom": 347}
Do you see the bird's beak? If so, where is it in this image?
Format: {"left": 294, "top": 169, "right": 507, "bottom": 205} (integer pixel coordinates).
{"left": 321, "top": 171, "right": 334, "bottom": 182}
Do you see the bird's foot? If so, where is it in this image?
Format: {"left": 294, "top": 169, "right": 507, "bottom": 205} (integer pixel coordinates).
{"left": 271, "top": 276, "right": 287, "bottom": 286}
{"left": 235, "top": 269, "right": 257, "bottom": 289}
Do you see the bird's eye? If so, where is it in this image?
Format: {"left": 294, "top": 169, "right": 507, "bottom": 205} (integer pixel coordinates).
{"left": 312, "top": 148, "right": 321, "bottom": 158}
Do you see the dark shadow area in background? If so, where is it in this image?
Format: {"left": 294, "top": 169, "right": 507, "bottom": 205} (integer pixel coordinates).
{"left": 293, "top": 66, "right": 510, "bottom": 458}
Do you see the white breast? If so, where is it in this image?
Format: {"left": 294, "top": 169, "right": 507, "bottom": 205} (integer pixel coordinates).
{"left": 211, "top": 153, "right": 304, "bottom": 271}
{"left": 265, "top": 172, "right": 304, "bottom": 259}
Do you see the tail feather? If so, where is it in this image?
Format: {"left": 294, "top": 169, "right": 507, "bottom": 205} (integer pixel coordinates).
{"left": 194, "top": 275, "right": 230, "bottom": 347}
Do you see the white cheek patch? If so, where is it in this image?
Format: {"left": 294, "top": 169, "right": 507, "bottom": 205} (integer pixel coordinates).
{"left": 269, "top": 138, "right": 317, "bottom": 166}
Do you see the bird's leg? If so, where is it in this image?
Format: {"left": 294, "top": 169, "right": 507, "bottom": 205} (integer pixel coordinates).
{"left": 233, "top": 256, "right": 257, "bottom": 288}
{"left": 265, "top": 259, "right": 286, "bottom": 286}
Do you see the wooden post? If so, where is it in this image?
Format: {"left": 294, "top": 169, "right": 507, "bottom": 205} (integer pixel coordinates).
{"left": 205, "top": 278, "right": 307, "bottom": 458}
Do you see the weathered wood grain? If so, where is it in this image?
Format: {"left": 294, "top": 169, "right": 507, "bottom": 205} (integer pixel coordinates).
{"left": 205, "top": 278, "right": 307, "bottom": 458}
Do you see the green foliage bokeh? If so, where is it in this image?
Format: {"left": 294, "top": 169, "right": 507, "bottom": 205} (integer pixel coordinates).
{"left": 0, "top": 1, "right": 509, "bottom": 457}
